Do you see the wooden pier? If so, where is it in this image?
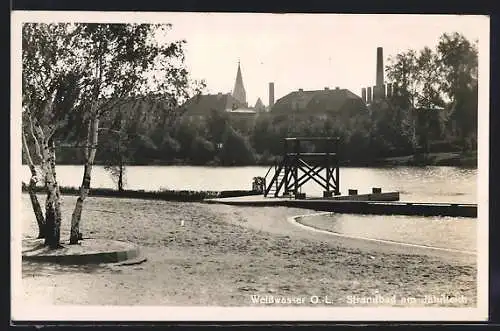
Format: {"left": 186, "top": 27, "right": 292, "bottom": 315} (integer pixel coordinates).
{"left": 204, "top": 195, "right": 477, "bottom": 218}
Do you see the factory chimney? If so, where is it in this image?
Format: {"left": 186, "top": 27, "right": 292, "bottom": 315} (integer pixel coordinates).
{"left": 269, "top": 82, "right": 275, "bottom": 109}
{"left": 376, "top": 47, "right": 384, "bottom": 87}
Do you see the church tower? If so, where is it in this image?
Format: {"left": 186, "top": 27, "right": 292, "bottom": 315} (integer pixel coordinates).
{"left": 232, "top": 60, "right": 247, "bottom": 106}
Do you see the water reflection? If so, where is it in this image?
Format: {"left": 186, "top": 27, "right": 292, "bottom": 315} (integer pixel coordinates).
{"left": 21, "top": 165, "right": 477, "bottom": 204}
{"left": 304, "top": 213, "right": 476, "bottom": 252}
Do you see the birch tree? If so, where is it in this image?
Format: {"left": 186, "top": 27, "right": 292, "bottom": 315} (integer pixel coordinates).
{"left": 22, "top": 23, "right": 84, "bottom": 248}
{"left": 68, "top": 23, "right": 193, "bottom": 244}
{"left": 23, "top": 23, "right": 198, "bottom": 247}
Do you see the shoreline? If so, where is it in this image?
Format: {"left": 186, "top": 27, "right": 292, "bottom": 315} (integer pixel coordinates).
{"left": 21, "top": 152, "right": 477, "bottom": 168}
{"left": 290, "top": 212, "right": 476, "bottom": 256}
{"left": 21, "top": 184, "right": 260, "bottom": 202}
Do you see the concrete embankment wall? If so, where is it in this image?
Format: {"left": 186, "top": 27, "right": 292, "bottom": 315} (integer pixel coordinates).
{"left": 289, "top": 200, "right": 477, "bottom": 218}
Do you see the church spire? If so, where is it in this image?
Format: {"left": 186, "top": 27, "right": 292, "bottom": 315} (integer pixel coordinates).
{"left": 232, "top": 60, "right": 247, "bottom": 106}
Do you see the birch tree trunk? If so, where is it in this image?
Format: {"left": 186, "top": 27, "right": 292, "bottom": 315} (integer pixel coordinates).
{"left": 28, "top": 115, "right": 48, "bottom": 186}
{"left": 118, "top": 117, "right": 126, "bottom": 192}
{"left": 49, "top": 139, "right": 63, "bottom": 244}
{"left": 44, "top": 139, "right": 63, "bottom": 248}
{"left": 33, "top": 125, "right": 63, "bottom": 248}
{"left": 69, "top": 117, "right": 99, "bottom": 244}
{"left": 28, "top": 116, "right": 50, "bottom": 238}
{"left": 22, "top": 131, "right": 45, "bottom": 238}
{"left": 118, "top": 162, "right": 124, "bottom": 191}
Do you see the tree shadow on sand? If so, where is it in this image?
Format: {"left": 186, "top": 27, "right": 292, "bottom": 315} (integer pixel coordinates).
{"left": 21, "top": 260, "right": 124, "bottom": 277}
{"left": 22, "top": 243, "right": 47, "bottom": 254}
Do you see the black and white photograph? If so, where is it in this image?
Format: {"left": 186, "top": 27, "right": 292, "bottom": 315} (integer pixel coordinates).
{"left": 11, "top": 11, "right": 489, "bottom": 322}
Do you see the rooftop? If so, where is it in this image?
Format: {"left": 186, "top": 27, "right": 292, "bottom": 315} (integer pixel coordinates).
{"left": 272, "top": 87, "right": 365, "bottom": 113}
{"left": 181, "top": 93, "right": 246, "bottom": 116}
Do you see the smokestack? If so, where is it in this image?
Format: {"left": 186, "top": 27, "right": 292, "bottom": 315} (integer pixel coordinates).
{"left": 367, "top": 86, "right": 372, "bottom": 104}
{"left": 361, "top": 88, "right": 367, "bottom": 103}
{"left": 269, "top": 82, "right": 275, "bottom": 108}
{"left": 376, "top": 47, "right": 384, "bottom": 87}
{"left": 373, "top": 85, "right": 377, "bottom": 101}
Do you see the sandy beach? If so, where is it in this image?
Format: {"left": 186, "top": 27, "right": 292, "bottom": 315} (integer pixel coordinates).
{"left": 18, "top": 194, "right": 477, "bottom": 307}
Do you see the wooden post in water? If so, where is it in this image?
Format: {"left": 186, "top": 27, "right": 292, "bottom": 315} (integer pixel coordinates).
{"left": 284, "top": 140, "right": 289, "bottom": 195}
{"left": 335, "top": 138, "right": 340, "bottom": 195}
{"left": 274, "top": 163, "right": 278, "bottom": 194}
{"left": 294, "top": 139, "right": 299, "bottom": 195}
{"left": 326, "top": 139, "right": 331, "bottom": 193}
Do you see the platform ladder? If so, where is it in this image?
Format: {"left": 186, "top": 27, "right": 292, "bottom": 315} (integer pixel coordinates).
{"left": 264, "top": 162, "right": 285, "bottom": 197}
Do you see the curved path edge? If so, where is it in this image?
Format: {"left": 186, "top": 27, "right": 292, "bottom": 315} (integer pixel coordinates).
{"left": 288, "top": 212, "right": 477, "bottom": 256}
{"left": 22, "top": 239, "right": 141, "bottom": 264}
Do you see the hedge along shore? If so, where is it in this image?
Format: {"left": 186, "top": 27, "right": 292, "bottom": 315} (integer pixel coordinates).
{"left": 21, "top": 183, "right": 261, "bottom": 202}
{"left": 20, "top": 193, "right": 476, "bottom": 307}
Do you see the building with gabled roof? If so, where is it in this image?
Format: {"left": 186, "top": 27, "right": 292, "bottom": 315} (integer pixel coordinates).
{"left": 180, "top": 92, "right": 245, "bottom": 117}
{"left": 271, "top": 86, "right": 367, "bottom": 116}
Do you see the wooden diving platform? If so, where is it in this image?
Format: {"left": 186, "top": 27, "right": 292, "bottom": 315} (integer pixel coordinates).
{"left": 264, "top": 137, "right": 341, "bottom": 197}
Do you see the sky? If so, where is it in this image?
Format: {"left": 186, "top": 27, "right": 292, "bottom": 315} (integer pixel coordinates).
{"left": 160, "top": 13, "right": 487, "bottom": 106}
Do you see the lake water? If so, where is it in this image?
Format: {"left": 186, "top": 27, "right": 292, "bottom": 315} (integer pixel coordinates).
{"left": 299, "top": 213, "right": 477, "bottom": 252}
{"left": 21, "top": 165, "right": 477, "bottom": 204}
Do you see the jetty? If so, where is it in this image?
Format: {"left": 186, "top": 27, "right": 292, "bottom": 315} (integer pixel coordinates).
{"left": 204, "top": 195, "right": 477, "bottom": 218}
{"left": 206, "top": 137, "right": 477, "bottom": 218}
